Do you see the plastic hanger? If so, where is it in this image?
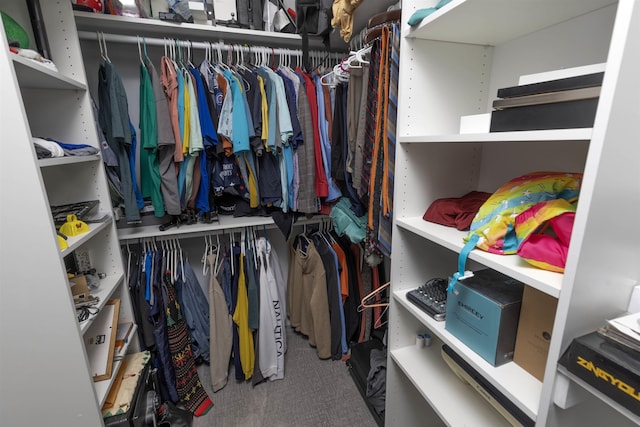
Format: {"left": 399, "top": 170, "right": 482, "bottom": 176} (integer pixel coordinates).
{"left": 295, "top": 223, "right": 311, "bottom": 255}
{"left": 213, "top": 234, "right": 222, "bottom": 277}
{"left": 188, "top": 40, "right": 196, "bottom": 69}
{"left": 97, "top": 31, "right": 105, "bottom": 63}
{"left": 137, "top": 36, "right": 145, "bottom": 66}
{"left": 229, "top": 231, "right": 235, "bottom": 277}
{"left": 202, "top": 234, "right": 211, "bottom": 276}
{"left": 178, "top": 238, "right": 185, "bottom": 283}
{"left": 125, "top": 242, "right": 132, "bottom": 283}
{"left": 98, "top": 31, "right": 111, "bottom": 63}
{"left": 320, "top": 68, "right": 336, "bottom": 86}
{"left": 143, "top": 37, "right": 151, "bottom": 65}
{"left": 355, "top": 45, "right": 371, "bottom": 65}
{"left": 253, "top": 227, "right": 260, "bottom": 266}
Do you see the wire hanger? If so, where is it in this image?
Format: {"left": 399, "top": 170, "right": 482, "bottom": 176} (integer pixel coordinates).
{"left": 359, "top": 281, "right": 390, "bottom": 310}
{"left": 374, "top": 304, "right": 389, "bottom": 328}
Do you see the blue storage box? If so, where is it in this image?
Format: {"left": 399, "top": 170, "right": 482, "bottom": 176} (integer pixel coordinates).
{"left": 445, "top": 269, "right": 524, "bottom": 366}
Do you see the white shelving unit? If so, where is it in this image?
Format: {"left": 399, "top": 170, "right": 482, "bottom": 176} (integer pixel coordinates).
{"left": 0, "top": 2, "right": 136, "bottom": 426}
{"left": 74, "top": 10, "right": 310, "bottom": 48}
{"left": 387, "top": 1, "right": 640, "bottom": 426}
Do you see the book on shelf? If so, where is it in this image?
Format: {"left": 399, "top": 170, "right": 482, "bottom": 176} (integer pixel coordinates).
{"left": 492, "top": 86, "right": 600, "bottom": 110}
{"left": 489, "top": 98, "right": 598, "bottom": 132}
{"left": 597, "top": 312, "right": 640, "bottom": 354}
{"left": 498, "top": 71, "right": 604, "bottom": 98}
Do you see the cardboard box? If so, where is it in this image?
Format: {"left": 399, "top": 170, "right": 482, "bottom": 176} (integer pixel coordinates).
{"left": 513, "top": 286, "right": 558, "bottom": 381}
{"left": 445, "top": 269, "right": 524, "bottom": 366}
{"left": 559, "top": 331, "right": 640, "bottom": 417}
{"left": 69, "top": 275, "right": 90, "bottom": 300}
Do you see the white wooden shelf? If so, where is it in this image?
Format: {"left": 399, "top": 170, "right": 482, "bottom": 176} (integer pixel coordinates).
{"left": 556, "top": 366, "right": 640, "bottom": 425}
{"left": 404, "top": 0, "right": 615, "bottom": 44}
{"left": 390, "top": 346, "right": 513, "bottom": 426}
{"left": 394, "top": 288, "right": 542, "bottom": 421}
{"left": 395, "top": 216, "right": 564, "bottom": 298}
{"left": 60, "top": 217, "right": 113, "bottom": 256}
{"left": 79, "top": 273, "right": 125, "bottom": 334}
{"left": 39, "top": 154, "right": 102, "bottom": 168}
{"left": 11, "top": 54, "right": 86, "bottom": 90}
{"left": 117, "top": 214, "right": 328, "bottom": 242}
{"left": 74, "top": 11, "right": 324, "bottom": 49}
{"left": 398, "top": 129, "right": 593, "bottom": 145}
{"left": 94, "top": 323, "right": 138, "bottom": 408}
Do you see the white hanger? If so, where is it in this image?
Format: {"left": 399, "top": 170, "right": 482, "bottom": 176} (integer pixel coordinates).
{"left": 202, "top": 234, "right": 210, "bottom": 276}
{"left": 125, "top": 242, "right": 132, "bottom": 283}
{"left": 171, "top": 238, "right": 179, "bottom": 283}
{"left": 213, "top": 234, "right": 222, "bottom": 277}
{"left": 97, "top": 31, "right": 105, "bottom": 62}
{"left": 178, "top": 238, "right": 185, "bottom": 283}
{"left": 355, "top": 45, "right": 371, "bottom": 64}
{"left": 98, "top": 31, "right": 111, "bottom": 63}
{"left": 320, "top": 68, "right": 336, "bottom": 86}
{"left": 136, "top": 36, "right": 144, "bottom": 65}
{"left": 229, "top": 232, "right": 235, "bottom": 277}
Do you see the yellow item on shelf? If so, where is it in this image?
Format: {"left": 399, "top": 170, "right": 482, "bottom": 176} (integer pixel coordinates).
{"left": 59, "top": 214, "right": 90, "bottom": 236}
{"left": 57, "top": 235, "right": 68, "bottom": 250}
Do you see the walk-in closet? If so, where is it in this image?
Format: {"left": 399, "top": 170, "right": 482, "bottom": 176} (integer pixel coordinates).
{"left": 2, "top": 1, "right": 638, "bottom": 427}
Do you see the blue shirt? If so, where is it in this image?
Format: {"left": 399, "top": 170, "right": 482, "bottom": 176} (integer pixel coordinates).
{"left": 314, "top": 73, "right": 342, "bottom": 202}
{"left": 190, "top": 67, "right": 218, "bottom": 214}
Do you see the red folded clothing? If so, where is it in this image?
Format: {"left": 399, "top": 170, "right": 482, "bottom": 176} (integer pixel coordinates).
{"left": 422, "top": 191, "right": 492, "bottom": 231}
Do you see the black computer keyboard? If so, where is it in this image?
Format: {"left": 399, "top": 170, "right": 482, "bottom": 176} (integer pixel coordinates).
{"left": 406, "top": 278, "right": 448, "bottom": 321}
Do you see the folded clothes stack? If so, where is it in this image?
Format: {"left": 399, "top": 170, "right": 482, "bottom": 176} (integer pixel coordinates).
{"left": 32, "top": 137, "right": 99, "bottom": 159}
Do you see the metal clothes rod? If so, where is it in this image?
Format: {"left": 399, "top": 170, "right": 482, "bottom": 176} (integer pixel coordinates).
{"left": 77, "top": 31, "right": 344, "bottom": 67}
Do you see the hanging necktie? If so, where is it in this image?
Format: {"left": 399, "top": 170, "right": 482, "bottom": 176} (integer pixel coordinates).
{"left": 359, "top": 39, "right": 381, "bottom": 204}
{"left": 368, "top": 25, "right": 391, "bottom": 232}
{"left": 377, "top": 24, "right": 400, "bottom": 256}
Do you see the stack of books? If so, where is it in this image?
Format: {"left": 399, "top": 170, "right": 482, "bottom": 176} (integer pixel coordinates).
{"left": 489, "top": 71, "right": 603, "bottom": 132}
{"left": 598, "top": 312, "right": 640, "bottom": 355}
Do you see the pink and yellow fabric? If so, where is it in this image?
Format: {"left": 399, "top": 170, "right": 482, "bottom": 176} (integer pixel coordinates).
{"left": 515, "top": 199, "right": 576, "bottom": 272}
{"left": 464, "top": 171, "right": 582, "bottom": 256}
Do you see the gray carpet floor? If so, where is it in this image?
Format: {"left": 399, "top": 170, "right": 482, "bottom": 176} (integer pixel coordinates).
{"left": 192, "top": 326, "right": 378, "bottom": 427}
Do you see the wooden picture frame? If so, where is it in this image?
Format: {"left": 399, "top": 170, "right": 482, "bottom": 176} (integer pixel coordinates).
{"left": 84, "top": 299, "right": 120, "bottom": 382}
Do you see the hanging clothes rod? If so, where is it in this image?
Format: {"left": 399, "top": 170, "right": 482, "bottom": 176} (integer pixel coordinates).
{"left": 77, "top": 31, "right": 344, "bottom": 64}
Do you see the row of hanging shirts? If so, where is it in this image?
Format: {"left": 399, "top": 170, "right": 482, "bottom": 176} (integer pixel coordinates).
{"left": 125, "top": 225, "right": 289, "bottom": 397}
{"left": 287, "top": 219, "right": 376, "bottom": 361}
{"left": 125, "top": 235, "right": 214, "bottom": 415}
{"left": 93, "top": 30, "right": 370, "bottom": 227}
